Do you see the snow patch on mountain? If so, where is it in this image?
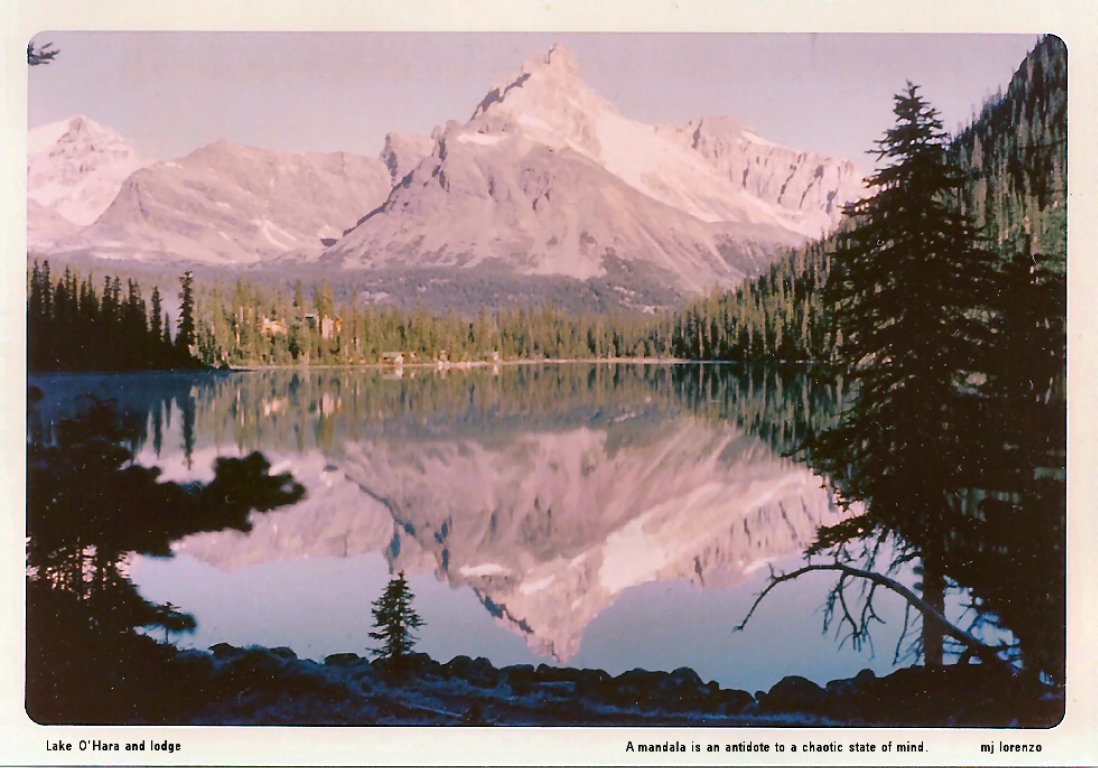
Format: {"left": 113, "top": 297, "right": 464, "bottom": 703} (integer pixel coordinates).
{"left": 456, "top": 132, "right": 507, "bottom": 146}
{"left": 741, "top": 130, "right": 785, "bottom": 150}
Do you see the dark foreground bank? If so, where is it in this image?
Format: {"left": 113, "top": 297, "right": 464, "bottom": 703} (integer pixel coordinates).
{"left": 28, "top": 635, "right": 1063, "bottom": 727}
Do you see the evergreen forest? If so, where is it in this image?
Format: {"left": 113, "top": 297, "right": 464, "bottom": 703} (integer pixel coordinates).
{"left": 27, "top": 262, "right": 202, "bottom": 372}
{"left": 667, "top": 35, "right": 1066, "bottom": 363}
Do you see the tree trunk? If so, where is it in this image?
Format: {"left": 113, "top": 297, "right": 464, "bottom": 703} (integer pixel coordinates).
{"left": 922, "top": 551, "right": 946, "bottom": 667}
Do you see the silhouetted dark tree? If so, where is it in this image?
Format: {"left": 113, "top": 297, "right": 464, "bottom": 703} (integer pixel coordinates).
{"left": 805, "top": 84, "right": 999, "bottom": 666}
{"left": 26, "top": 395, "right": 305, "bottom": 722}
{"left": 26, "top": 263, "right": 200, "bottom": 372}
{"left": 368, "top": 571, "right": 425, "bottom": 662}
{"left": 959, "top": 245, "right": 1066, "bottom": 682}
{"left": 150, "top": 287, "right": 164, "bottom": 362}
{"left": 177, "top": 270, "right": 197, "bottom": 356}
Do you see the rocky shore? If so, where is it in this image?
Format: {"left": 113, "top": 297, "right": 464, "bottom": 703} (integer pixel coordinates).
{"left": 164, "top": 644, "right": 1061, "bottom": 727}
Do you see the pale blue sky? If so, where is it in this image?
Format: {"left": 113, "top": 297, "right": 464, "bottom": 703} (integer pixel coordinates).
{"left": 28, "top": 32, "right": 1041, "bottom": 173}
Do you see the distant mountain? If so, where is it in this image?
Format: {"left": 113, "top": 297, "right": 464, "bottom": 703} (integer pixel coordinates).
{"left": 324, "top": 45, "right": 863, "bottom": 293}
{"left": 27, "top": 115, "right": 143, "bottom": 243}
{"left": 30, "top": 46, "right": 865, "bottom": 295}
{"left": 27, "top": 198, "right": 81, "bottom": 244}
{"left": 53, "top": 141, "right": 392, "bottom": 265}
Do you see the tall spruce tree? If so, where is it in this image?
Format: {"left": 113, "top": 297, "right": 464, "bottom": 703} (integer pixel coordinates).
{"left": 807, "top": 84, "right": 998, "bottom": 666}
{"left": 150, "top": 288, "right": 163, "bottom": 345}
{"left": 176, "top": 271, "right": 196, "bottom": 356}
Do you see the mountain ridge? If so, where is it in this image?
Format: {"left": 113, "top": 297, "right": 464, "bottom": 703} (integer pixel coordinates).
{"left": 29, "top": 45, "right": 865, "bottom": 296}
{"left": 48, "top": 140, "right": 392, "bottom": 265}
{"left": 321, "top": 44, "right": 862, "bottom": 292}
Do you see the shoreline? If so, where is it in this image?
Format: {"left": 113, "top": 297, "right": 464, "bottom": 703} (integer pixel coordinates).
{"left": 53, "top": 640, "right": 1059, "bottom": 727}
{"left": 28, "top": 357, "right": 837, "bottom": 378}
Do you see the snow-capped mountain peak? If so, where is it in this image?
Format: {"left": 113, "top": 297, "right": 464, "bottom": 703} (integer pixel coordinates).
{"left": 324, "top": 44, "right": 863, "bottom": 292}
{"left": 469, "top": 43, "right": 611, "bottom": 158}
{"left": 528, "top": 43, "right": 581, "bottom": 76}
{"left": 28, "top": 114, "right": 87, "bottom": 156}
{"left": 460, "top": 44, "right": 856, "bottom": 233}
{"left": 27, "top": 115, "right": 143, "bottom": 237}
{"left": 29, "top": 115, "right": 139, "bottom": 172}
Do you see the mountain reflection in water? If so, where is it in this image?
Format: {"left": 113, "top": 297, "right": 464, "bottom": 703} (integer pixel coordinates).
{"left": 34, "top": 364, "right": 915, "bottom": 690}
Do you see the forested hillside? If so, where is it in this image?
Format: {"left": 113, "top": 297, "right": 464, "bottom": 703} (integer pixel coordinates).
{"left": 668, "top": 35, "right": 1067, "bottom": 363}
{"left": 949, "top": 35, "right": 1067, "bottom": 263}
{"left": 191, "top": 278, "right": 665, "bottom": 367}
{"left": 667, "top": 237, "right": 837, "bottom": 362}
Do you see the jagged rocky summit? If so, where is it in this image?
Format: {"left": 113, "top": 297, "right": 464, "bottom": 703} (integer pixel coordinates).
{"left": 30, "top": 45, "right": 863, "bottom": 295}
{"left": 323, "top": 45, "right": 864, "bottom": 292}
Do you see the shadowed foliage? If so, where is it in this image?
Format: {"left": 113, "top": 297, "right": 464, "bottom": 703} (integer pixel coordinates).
{"left": 26, "top": 393, "right": 304, "bottom": 723}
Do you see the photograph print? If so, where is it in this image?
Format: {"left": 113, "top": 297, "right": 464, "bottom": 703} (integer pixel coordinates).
{"left": 25, "top": 31, "right": 1066, "bottom": 728}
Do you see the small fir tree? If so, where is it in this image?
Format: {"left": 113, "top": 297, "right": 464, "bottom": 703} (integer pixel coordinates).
{"left": 368, "top": 571, "right": 425, "bottom": 661}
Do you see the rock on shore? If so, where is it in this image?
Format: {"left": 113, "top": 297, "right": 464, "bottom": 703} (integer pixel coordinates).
{"left": 173, "top": 644, "right": 1061, "bottom": 727}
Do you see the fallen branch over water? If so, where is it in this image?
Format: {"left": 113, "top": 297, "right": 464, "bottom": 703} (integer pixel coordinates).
{"left": 735, "top": 561, "right": 1014, "bottom": 670}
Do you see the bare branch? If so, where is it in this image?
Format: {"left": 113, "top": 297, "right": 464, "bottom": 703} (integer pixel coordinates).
{"left": 894, "top": 601, "right": 913, "bottom": 664}
{"left": 736, "top": 561, "right": 1013, "bottom": 668}
{"left": 834, "top": 574, "right": 868, "bottom": 652}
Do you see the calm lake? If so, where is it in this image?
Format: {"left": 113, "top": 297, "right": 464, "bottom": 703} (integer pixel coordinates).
{"left": 31, "top": 363, "right": 926, "bottom": 693}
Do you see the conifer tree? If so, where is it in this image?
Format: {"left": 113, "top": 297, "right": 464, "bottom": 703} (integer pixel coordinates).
{"left": 150, "top": 287, "right": 163, "bottom": 345}
{"left": 176, "top": 271, "right": 196, "bottom": 355}
{"left": 368, "top": 571, "right": 425, "bottom": 662}
{"left": 806, "top": 84, "right": 998, "bottom": 666}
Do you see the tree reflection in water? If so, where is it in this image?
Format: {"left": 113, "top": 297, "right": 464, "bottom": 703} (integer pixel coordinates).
{"left": 26, "top": 391, "right": 304, "bottom": 723}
